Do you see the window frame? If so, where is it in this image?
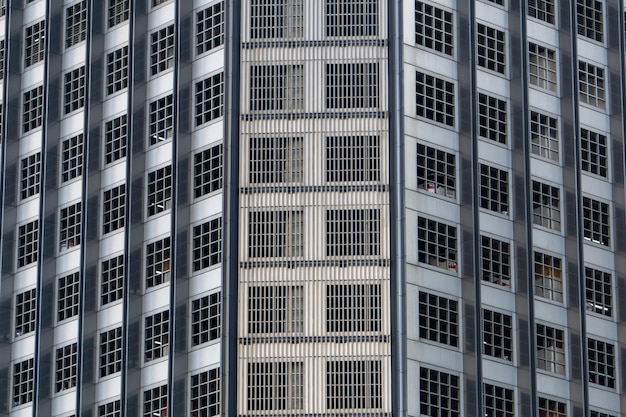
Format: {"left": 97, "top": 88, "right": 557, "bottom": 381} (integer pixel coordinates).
{"left": 482, "top": 308, "right": 514, "bottom": 362}
{"left": 531, "top": 180, "right": 562, "bottom": 232}
{"left": 61, "top": 133, "right": 84, "bottom": 183}
{"left": 326, "top": 135, "right": 381, "bottom": 184}
{"left": 144, "top": 309, "right": 170, "bottom": 363}
{"left": 97, "top": 399, "right": 122, "bottom": 417}
{"left": 63, "top": 65, "right": 87, "bottom": 115}
{"left": 582, "top": 196, "right": 611, "bottom": 247}
{"left": 17, "top": 219, "right": 39, "bottom": 269}
{"left": 107, "top": 0, "right": 129, "bottom": 28}
{"left": 415, "top": 70, "right": 456, "bottom": 128}
{"left": 534, "top": 250, "right": 564, "bottom": 303}
{"left": 24, "top": 20, "right": 45, "bottom": 69}
{"left": 105, "top": 44, "right": 129, "bottom": 96}
{"left": 191, "top": 216, "right": 223, "bottom": 272}
{"left": 477, "top": 92, "right": 508, "bottom": 145}
{"left": 414, "top": 1, "right": 454, "bottom": 57}
{"left": 480, "top": 234, "right": 512, "bottom": 288}
{"left": 479, "top": 163, "right": 510, "bottom": 215}
{"left": 146, "top": 165, "right": 173, "bottom": 217}
{"left": 577, "top": 0, "right": 604, "bottom": 43}
{"left": 55, "top": 342, "right": 78, "bottom": 393}
{"left": 143, "top": 384, "right": 168, "bottom": 417}
{"left": 189, "top": 366, "right": 221, "bottom": 417}
{"left": 195, "top": 1, "right": 225, "bottom": 57}
{"left": 98, "top": 326, "right": 123, "bottom": 379}
{"left": 100, "top": 253, "right": 125, "bottom": 307}
{"left": 248, "top": 136, "right": 304, "bottom": 185}
{"left": 530, "top": 110, "right": 560, "bottom": 163}
{"left": 104, "top": 113, "right": 128, "bottom": 165}
{"left": 14, "top": 288, "right": 37, "bottom": 339}
{"left": 194, "top": 71, "right": 225, "bottom": 127}
{"left": 248, "top": 210, "right": 304, "bottom": 259}
{"left": 249, "top": 64, "right": 304, "bottom": 112}
{"left": 148, "top": 94, "right": 174, "bottom": 147}
{"left": 145, "top": 236, "right": 171, "bottom": 290}
{"left": 528, "top": 41, "right": 558, "bottom": 93}
{"left": 326, "top": 283, "right": 382, "bottom": 333}
{"left": 580, "top": 127, "right": 609, "bottom": 179}
{"left": 247, "top": 361, "right": 304, "bottom": 411}
{"left": 476, "top": 22, "right": 507, "bottom": 75}
{"left": 57, "top": 271, "right": 80, "bottom": 322}
{"left": 22, "top": 85, "right": 44, "bottom": 134}
{"left": 418, "top": 290, "right": 459, "bottom": 348}
{"left": 419, "top": 366, "right": 461, "bottom": 417}
{"left": 324, "top": 0, "right": 379, "bottom": 38}
{"left": 102, "top": 183, "right": 126, "bottom": 235}
{"left": 326, "top": 209, "right": 380, "bottom": 257}
{"left": 585, "top": 265, "right": 613, "bottom": 318}
{"left": 58, "top": 201, "right": 82, "bottom": 253}
{"left": 12, "top": 357, "right": 34, "bottom": 408}
{"left": 416, "top": 142, "right": 456, "bottom": 200}
{"left": 149, "top": 23, "right": 175, "bottom": 77}
{"left": 578, "top": 60, "right": 607, "bottom": 110}
{"left": 538, "top": 397, "right": 567, "bottom": 417}
{"left": 325, "top": 62, "right": 379, "bottom": 110}
{"left": 587, "top": 337, "right": 616, "bottom": 389}
{"left": 65, "top": 0, "right": 87, "bottom": 49}
{"left": 326, "top": 360, "right": 383, "bottom": 410}
{"left": 528, "top": 0, "right": 556, "bottom": 25}
{"left": 483, "top": 382, "right": 515, "bottom": 417}
{"left": 19, "top": 151, "right": 41, "bottom": 201}
{"left": 190, "top": 290, "right": 222, "bottom": 347}
{"left": 417, "top": 215, "right": 458, "bottom": 273}
{"left": 250, "top": 0, "right": 304, "bottom": 40}
{"left": 193, "top": 142, "right": 223, "bottom": 199}
{"left": 536, "top": 323, "right": 567, "bottom": 376}
{"left": 247, "top": 285, "right": 303, "bottom": 335}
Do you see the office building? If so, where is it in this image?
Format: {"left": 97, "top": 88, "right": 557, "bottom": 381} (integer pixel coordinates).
{"left": 0, "top": 1, "right": 624, "bottom": 417}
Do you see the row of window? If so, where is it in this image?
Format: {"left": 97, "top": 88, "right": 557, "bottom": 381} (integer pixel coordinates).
{"left": 21, "top": 70, "right": 223, "bottom": 135}
{"left": 247, "top": 63, "right": 381, "bottom": 113}
{"left": 19, "top": 133, "right": 382, "bottom": 199}
{"left": 17, "top": 203, "right": 382, "bottom": 273}
{"left": 416, "top": 0, "right": 606, "bottom": 63}
{"left": 418, "top": 216, "right": 613, "bottom": 312}
{"left": 418, "top": 142, "right": 610, "bottom": 228}
{"left": 417, "top": 64, "right": 605, "bottom": 143}
{"left": 250, "top": 0, "right": 378, "bottom": 40}
{"left": 16, "top": 277, "right": 221, "bottom": 345}
{"left": 13, "top": 361, "right": 219, "bottom": 416}
{"left": 22, "top": 0, "right": 221, "bottom": 72}
{"left": 18, "top": 280, "right": 383, "bottom": 340}
{"left": 15, "top": 214, "right": 220, "bottom": 273}
{"left": 420, "top": 365, "right": 614, "bottom": 417}
{"left": 419, "top": 295, "right": 615, "bottom": 385}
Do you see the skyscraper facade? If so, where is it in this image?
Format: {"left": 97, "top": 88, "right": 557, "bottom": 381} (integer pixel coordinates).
{"left": 0, "top": 1, "right": 625, "bottom": 417}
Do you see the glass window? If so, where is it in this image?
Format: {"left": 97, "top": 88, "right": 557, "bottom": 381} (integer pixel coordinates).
{"left": 417, "top": 216, "right": 457, "bottom": 272}
{"left": 66, "top": 1, "right": 87, "bottom": 48}
{"left": 415, "top": 1, "right": 453, "bottom": 55}
{"left": 418, "top": 291, "right": 459, "bottom": 347}
{"left": 20, "top": 153, "right": 41, "bottom": 200}
{"left": 192, "top": 217, "right": 222, "bottom": 271}
{"left": 196, "top": 2, "right": 224, "bottom": 55}
{"left": 99, "top": 327, "right": 122, "bottom": 377}
{"left": 477, "top": 23, "right": 506, "bottom": 74}
{"left": 416, "top": 72, "right": 455, "bottom": 127}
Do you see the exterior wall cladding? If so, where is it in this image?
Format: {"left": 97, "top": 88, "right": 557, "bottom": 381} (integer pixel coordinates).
{"left": 0, "top": 0, "right": 625, "bottom": 417}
